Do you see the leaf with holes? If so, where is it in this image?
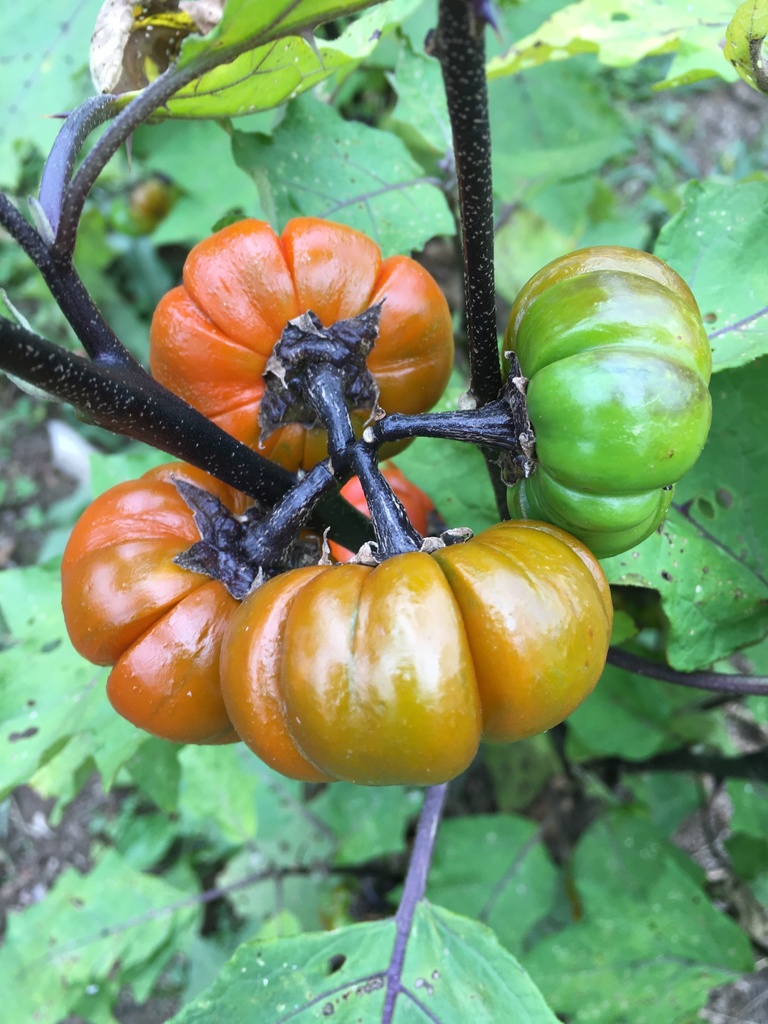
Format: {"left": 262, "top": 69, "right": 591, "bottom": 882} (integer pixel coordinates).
{"left": 654, "top": 180, "right": 768, "bottom": 372}
{"left": 168, "top": 902, "right": 559, "bottom": 1022}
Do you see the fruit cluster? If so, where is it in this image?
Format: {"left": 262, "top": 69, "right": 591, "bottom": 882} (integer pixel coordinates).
{"left": 62, "top": 220, "right": 712, "bottom": 786}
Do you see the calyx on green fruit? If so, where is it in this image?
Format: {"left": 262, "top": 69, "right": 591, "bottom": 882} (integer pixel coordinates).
{"left": 505, "top": 246, "right": 712, "bottom": 559}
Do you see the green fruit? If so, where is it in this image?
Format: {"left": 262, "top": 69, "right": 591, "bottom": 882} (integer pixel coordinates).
{"left": 505, "top": 247, "right": 712, "bottom": 559}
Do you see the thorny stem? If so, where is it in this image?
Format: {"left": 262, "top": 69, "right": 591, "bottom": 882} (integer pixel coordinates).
{"left": 383, "top": 784, "right": 449, "bottom": 1024}
{"left": 608, "top": 647, "right": 768, "bottom": 697}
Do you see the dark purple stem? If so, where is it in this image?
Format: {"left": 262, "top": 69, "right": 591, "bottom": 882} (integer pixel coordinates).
{"left": 300, "top": 362, "right": 421, "bottom": 558}
{"left": 434, "top": 0, "right": 509, "bottom": 520}
{"left": 241, "top": 460, "right": 338, "bottom": 565}
{"left": 435, "top": 0, "right": 500, "bottom": 407}
{"left": 302, "top": 363, "right": 357, "bottom": 469}
{"left": 608, "top": 646, "right": 768, "bottom": 696}
{"left": 0, "top": 317, "right": 374, "bottom": 547}
{"left": 368, "top": 401, "right": 521, "bottom": 451}
{"left": 350, "top": 443, "right": 422, "bottom": 558}
{"left": 0, "top": 192, "right": 131, "bottom": 365}
{"left": 382, "top": 783, "right": 448, "bottom": 1024}
{"left": 56, "top": 47, "right": 262, "bottom": 256}
{"left": 38, "top": 95, "right": 118, "bottom": 236}
{"left": 54, "top": 0, "right": 380, "bottom": 256}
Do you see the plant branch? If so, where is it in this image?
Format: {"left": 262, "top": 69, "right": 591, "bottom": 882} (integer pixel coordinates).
{"left": 0, "top": 316, "right": 284, "bottom": 499}
{"left": 0, "top": 192, "right": 135, "bottom": 365}
{"left": 382, "top": 783, "right": 448, "bottom": 1024}
{"left": 296, "top": 360, "right": 421, "bottom": 558}
{"left": 349, "top": 442, "right": 422, "bottom": 558}
{"left": 601, "top": 749, "right": 768, "bottom": 783}
{"left": 38, "top": 95, "right": 118, "bottom": 237}
{"left": 368, "top": 402, "right": 513, "bottom": 448}
{"left": 0, "top": 316, "right": 373, "bottom": 549}
{"left": 56, "top": 57, "right": 223, "bottom": 255}
{"left": 302, "top": 363, "right": 357, "bottom": 469}
{"left": 435, "top": 0, "right": 500, "bottom": 407}
{"left": 608, "top": 646, "right": 768, "bottom": 697}
{"left": 57, "top": 17, "right": 335, "bottom": 256}
{"left": 240, "top": 460, "right": 339, "bottom": 570}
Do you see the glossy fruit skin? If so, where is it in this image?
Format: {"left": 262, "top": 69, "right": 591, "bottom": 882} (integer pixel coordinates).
{"left": 149, "top": 217, "right": 455, "bottom": 471}
{"left": 505, "top": 246, "right": 712, "bottom": 559}
{"left": 329, "top": 462, "right": 437, "bottom": 561}
{"left": 219, "top": 520, "right": 612, "bottom": 786}
{"left": 61, "top": 463, "right": 249, "bottom": 745}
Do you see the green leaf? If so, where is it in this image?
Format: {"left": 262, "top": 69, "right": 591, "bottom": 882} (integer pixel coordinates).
{"left": 214, "top": 760, "right": 337, "bottom": 935}
{"left": 487, "top": 0, "right": 736, "bottom": 87}
{"left": 426, "top": 815, "right": 559, "bottom": 956}
{"left": 603, "top": 358, "right": 768, "bottom": 670}
{"left": 583, "top": 341, "right": 768, "bottom": 677}
{"left": 216, "top": 768, "right": 421, "bottom": 933}
{"left": 0, "top": 848, "right": 199, "bottom": 1024}
{"left": 177, "top": 745, "right": 260, "bottom": 846}
{"left": 386, "top": 47, "right": 451, "bottom": 158}
{"left": 725, "top": 780, "right": 768, "bottom": 879}
{"left": 484, "top": 735, "right": 562, "bottom": 813}
{"left": 395, "top": 434, "right": 499, "bottom": 534}
{"left": 117, "top": 0, "right": 408, "bottom": 121}
{"left": 728, "top": 778, "right": 768, "bottom": 837}
{"left": 125, "top": 736, "right": 182, "bottom": 813}
{"left": 0, "top": 564, "right": 144, "bottom": 801}
{"left": 624, "top": 772, "right": 703, "bottom": 834}
{"left": 232, "top": 94, "right": 454, "bottom": 256}
{"left": 88, "top": 445, "right": 172, "bottom": 497}
{"left": 311, "top": 784, "right": 424, "bottom": 865}
{"left": 654, "top": 180, "right": 768, "bottom": 372}
{"left": 494, "top": 178, "right": 649, "bottom": 304}
{"left": 131, "top": 121, "right": 263, "bottom": 245}
{"left": 110, "top": 803, "right": 180, "bottom": 870}
{"left": 489, "top": 58, "right": 632, "bottom": 204}
{"left": 565, "top": 662, "right": 723, "bottom": 761}
{"left": 169, "top": 902, "right": 559, "bottom": 1022}
{"left": 724, "top": 0, "right": 768, "bottom": 91}
{"left": 526, "top": 809, "right": 754, "bottom": 1024}
{"left": 0, "top": 0, "right": 102, "bottom": 188}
